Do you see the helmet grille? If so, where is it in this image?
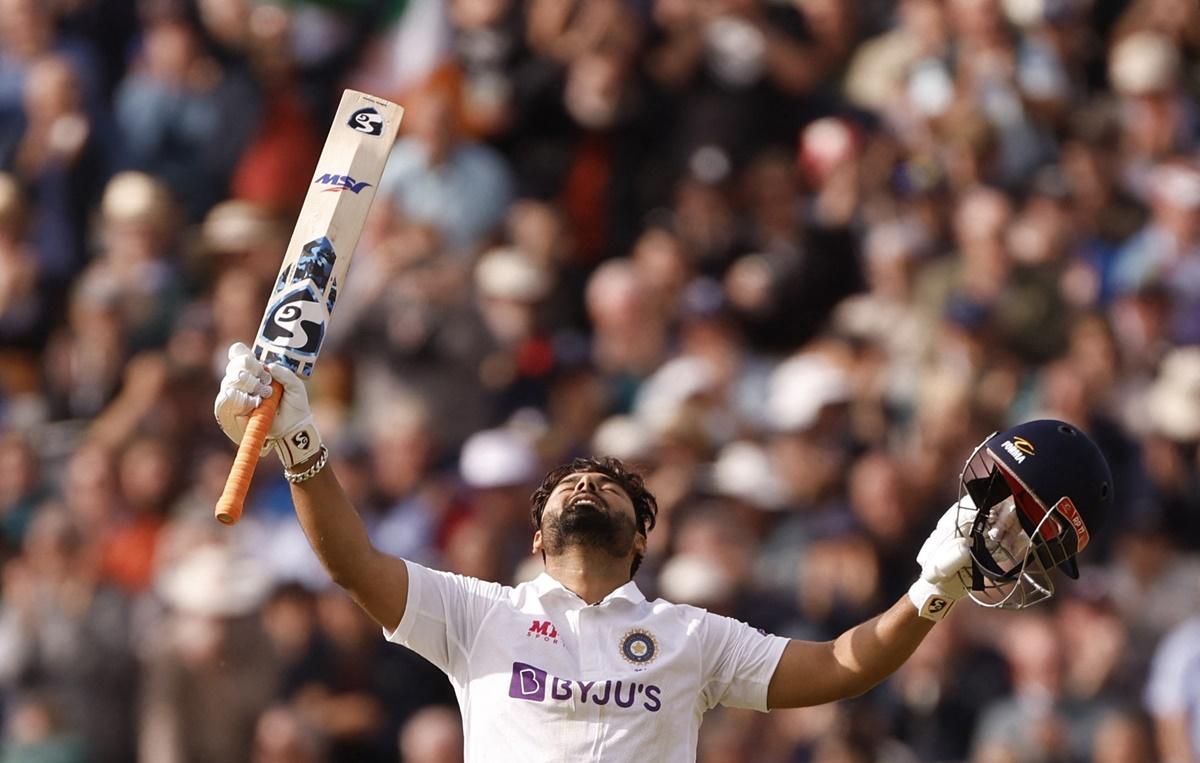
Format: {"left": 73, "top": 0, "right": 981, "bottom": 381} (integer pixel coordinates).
{"left": 954, "top": 438, "right": 1066, "bottom": 609}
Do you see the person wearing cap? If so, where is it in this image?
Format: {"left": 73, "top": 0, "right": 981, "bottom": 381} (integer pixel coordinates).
{"left": 214, "top": 338, "right": 1000, "bottom": 761}
{"left": 1107, "top": 31, "right": 1192, "bottom": 170}
{"left": 1113, "top": 159, "right": 1200, "bottom": 343}
{"left": 141, "top": 544, "right": 279, "bottom": 763}
{"left": 455, "top": 426, "right": 542, "bottom": 581}
{"left": 83, "top": 171, "right": 184, "bottom": 351}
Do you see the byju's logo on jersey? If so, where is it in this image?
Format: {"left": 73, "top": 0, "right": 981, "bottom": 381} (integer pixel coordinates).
{"left": 348, "top": 106, "right": 384, "bottom": 135}
{"left": 620, "top": 628, "right": 658, "bottom": 666}
{"left": 507, "top": 662, "right": 662, "bottom": 712}
{"left": 510, "top": 663, "right": 547, "bottom": 701}
{"left": 314, "top": 173, "right": 373, "bottom": 194}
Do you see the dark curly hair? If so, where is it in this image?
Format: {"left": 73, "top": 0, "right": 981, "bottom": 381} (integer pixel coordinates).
{"left": 530, "top": 456, "right": 658, "bottom": 577}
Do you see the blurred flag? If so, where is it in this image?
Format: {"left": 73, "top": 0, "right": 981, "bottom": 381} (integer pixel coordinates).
{"left": 348, "top": 0, "right": 454, "bottom": 99}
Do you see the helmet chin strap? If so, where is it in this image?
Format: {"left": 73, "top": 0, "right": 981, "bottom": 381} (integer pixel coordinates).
{"left": 963, "top": 472, "right": 1019, "bottom": 589}
{"left": 969, "top": 516, "right": 998, "bottom": 589}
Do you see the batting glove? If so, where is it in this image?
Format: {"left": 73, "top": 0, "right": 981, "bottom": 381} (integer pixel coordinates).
{"left": 908, "top": 499, "right": 975, "bottom": 621}
{"left": 214, "top": 343, "right": 323, "bottom": 468}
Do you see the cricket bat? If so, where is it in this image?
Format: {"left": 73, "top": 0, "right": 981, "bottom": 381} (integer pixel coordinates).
{"left": 215, "top": 90, "right": 403, "bottom": 525}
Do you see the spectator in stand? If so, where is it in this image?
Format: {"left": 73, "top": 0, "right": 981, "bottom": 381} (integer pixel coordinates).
{"left": 1113, "top": 159, "right": 1200, "bottom": 344}
{"left": 454, "top": 427, "right": 542, "bottom": 581}
{"left": 78, "top": 172, "right": 184, "bottom": 352}
{"left": 3, "top": 53, "right": 107, "bottom": 282}
{"left": 845, "top": 451, "right": 923, "bottom": 604}
{"left": 644, "top": 0, "right": 855, "bottom": 170}
{"left": 1108, "top": 32, "right": 1197, "bottom": 194}
{"left": 890, "top": 616, "right": 1007, "bottom": 761}
{"left": 364, "top": 397, "right": 446, "bottom": 568}
{"left": 0, "top": 693, "right": 88, "bottom": 763}
{"left": 220, "top": 2, "right": 323, "bottom": 217}
{"left": 1106, "top": 518, "right": 1200, "bottom": 663}
{"left": 252, "top": 705, "right": 325, "bottom": 763}
{"left": 140, "top": 544, "right": 278, "bottom": 763}
{"left": 0, "top": 507, "right": 138, "bottom": 763}
{"left": 377, "top": 79, "right": 515, "bottom": 254}
{"left": 445, "top": 0, "right": 524, "bottom": 141}
{"left": 1145, "top": 614, "right": 1200, "bottom": 763}
{"left": 832, "top": 218, "right": 932, "bottom": 415}
{"left": 586, "top": 257, "right": 671, "bottom": 391}
{"left": 972, "top": 614, "right": 1076, "bottom": 763}
{"left": 288, "top": 588, "right": 453, "bottom": 763}
{"left": 470, "top": 245, "right": 559, "bottom": 414}
{"left": 41, "top": 270, "right": 127, "bottom": 420}
{"left": 0, "top": 0, "right": 104, "bottom": 134}
{"left": 399, "top": 705, "right": 465, "bottom": 763}
{"left": 1091, "top": 708, "right": 1159, "bottom": 763}
{"left": 115, "top": 16, "right": 258, "bottom": 221}
{"left": 100, "top": 435, "right": 174, "bottom": 593}
{"left": 0, "top": 433, "right": 42, "bottom": 556}
{"left": 1141, "top": 346, "right": 1200, "bottom": 546}
{"left": 0, "top": 174, "right": 51, "bottom": 379}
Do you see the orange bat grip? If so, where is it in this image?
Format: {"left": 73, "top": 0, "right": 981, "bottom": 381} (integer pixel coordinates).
{"left": 215, "top": 380, "right": 284, "bottom": 525}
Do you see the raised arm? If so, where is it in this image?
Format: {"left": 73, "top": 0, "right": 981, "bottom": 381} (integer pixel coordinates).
{"left": 284, "top": 455, "right": 409, "bottom": 631}
{"left": 214, "top": 343, "right": 409, "bottom": 631}
{"left": 766, "top": 597, "right": 934, "bottom": 707}
{"left": 767, "top": 503, "right": 972, "bottom": 708}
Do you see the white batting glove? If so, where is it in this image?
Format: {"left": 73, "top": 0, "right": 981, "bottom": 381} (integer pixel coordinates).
{"left": 213, "top": 343, "right": 322, "bottom": 468}
{"left": 908, "top": 498, "right": 976, "bottom": 621}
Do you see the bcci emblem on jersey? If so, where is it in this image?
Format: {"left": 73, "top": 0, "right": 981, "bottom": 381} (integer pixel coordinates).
{"left": 620, "top": 629, "right": 658, "bottom": 666}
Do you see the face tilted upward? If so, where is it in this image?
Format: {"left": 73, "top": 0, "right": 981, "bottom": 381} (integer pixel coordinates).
{"left": 537, "top": 472, "right": 641, "bottom": 563}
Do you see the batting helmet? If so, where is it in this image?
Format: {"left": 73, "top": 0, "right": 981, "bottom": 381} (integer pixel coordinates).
{"left": 956, "top": 419, "right": 1114, "bottom": 608}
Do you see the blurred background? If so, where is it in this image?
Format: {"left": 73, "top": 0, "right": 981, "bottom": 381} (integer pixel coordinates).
{"left": 0, "top": 0, "right": 1198, "bottom": 761}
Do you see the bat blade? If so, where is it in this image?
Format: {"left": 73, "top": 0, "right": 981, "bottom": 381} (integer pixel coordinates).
{"left": 216, "top": 90, "right": 403, "bottom": 525}
{"left": 253, "top": 90, "right": 403, "bottom": 376}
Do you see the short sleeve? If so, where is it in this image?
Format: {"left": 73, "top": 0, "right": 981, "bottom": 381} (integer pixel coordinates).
{"left": 1145, "top": 619, "right": 1200, "bottom": 716}
{"left": 384, "top": 560, "right": 507, "bottom": 683}
{"left": 698, "top": 611, "right": 789, "bottom": 711}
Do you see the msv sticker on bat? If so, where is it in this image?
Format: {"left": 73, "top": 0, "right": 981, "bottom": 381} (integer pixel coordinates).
{"left": 348, "top": 106, "right": 384, "bottom": 136}
{"left": 255, "top": 237, "right": 340, "bottom": 376}
{"left": 314, "top": 173, "right": 372, "bottom": 194}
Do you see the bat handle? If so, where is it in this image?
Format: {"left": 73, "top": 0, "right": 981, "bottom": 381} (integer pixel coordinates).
{"left": 215, "top": 380, "right": 284, "bottom": 525}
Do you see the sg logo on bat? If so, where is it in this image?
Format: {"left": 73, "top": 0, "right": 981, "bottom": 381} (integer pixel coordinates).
{"left": 348, "top": 107, "right": 384, "bottom": 136}
{"left": 261, "top": 287, "right": 327, "bottom": 356}
{"left": 256, "top": 237, "right": 340, "bottom": 376}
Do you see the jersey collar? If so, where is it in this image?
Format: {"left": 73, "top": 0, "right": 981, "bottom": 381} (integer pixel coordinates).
{"left": 531, "top": 572, "right": 646, "bottom": 607}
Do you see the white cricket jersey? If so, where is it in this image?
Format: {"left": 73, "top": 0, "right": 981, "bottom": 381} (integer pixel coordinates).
{"left": 385, "top": 561, "right": 789, "bottom": 762}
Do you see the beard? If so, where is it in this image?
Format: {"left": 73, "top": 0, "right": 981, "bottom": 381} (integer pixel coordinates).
{"left": 541, "top": 496, "right": 638, "bottom": 560}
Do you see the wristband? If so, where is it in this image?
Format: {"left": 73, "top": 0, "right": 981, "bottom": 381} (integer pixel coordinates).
{"left": 274, "top": 419, "right": 322, "bottom": 469}
{"left": 908, "top": 579, "right": 957, "bottom": 622}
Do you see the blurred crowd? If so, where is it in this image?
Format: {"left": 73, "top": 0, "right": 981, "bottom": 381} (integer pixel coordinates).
{"left": 0, "top": 0, "right": 1199, "bottom": 761}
